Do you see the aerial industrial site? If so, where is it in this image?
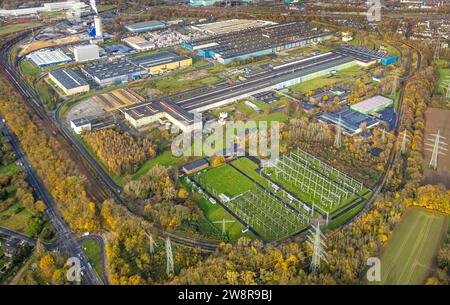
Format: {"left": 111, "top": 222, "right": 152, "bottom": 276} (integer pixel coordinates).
{"left": 0, "top": 0, "right": 448, "bottom": 296}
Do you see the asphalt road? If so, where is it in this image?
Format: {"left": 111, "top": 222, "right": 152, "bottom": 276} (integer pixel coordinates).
{"left": 79, "top": 234, "right": 110, "bottom": 285}
{"left": 1, "top": 32, "right": 219, "bottom": 254}
{"left": 0, "top": 105, "right": 102, "bottom": 285}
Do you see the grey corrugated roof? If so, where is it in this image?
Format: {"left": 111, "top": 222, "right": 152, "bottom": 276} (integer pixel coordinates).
{"left": 49, "top": 69, "right": 88, "bottom": 89}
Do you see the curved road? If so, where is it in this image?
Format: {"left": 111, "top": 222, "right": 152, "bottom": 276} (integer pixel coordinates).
{"left": 1, "top": 31, "right": 220, "bottom": 253}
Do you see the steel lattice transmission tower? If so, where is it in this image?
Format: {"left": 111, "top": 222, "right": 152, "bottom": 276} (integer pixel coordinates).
{"left": 389, "top": 70, "right": 402, "bottom": 98}
{"left": 400, "top": 130, "right": 411, "bottom": 154}
{"left": 166, "top": 237, "right": 174, "bottom": 275}
{"left": 334, "top": 115, "right": 342, "bottom": 149}
{"left": 213, "top": 218, "right": 235, "bottom": 235}
{"left": 144, "top": 232, "right": 156, "bottom": 255}
{"left": 425, "top": 130, "right": 448, "bottom": 170}
{"left": 307, "top": 221, "right": 328, "bottom": 273}
{"left": 440, "top": 78, "right": 450, "bottom": 99}
{"left": 433, "top": 37, "right": 442, "bottom": 61}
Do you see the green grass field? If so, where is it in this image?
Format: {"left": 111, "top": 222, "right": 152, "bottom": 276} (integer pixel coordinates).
{"left": 194, "top": 161, "right": 309, "bottom": 241}
{"left": 0, "top": 203, "right": 33, "bottom": 233}
{"left": 20, "top": 60, "right": 42, "bottom": 79}
{"left": 376, "top": 208, "right": 448, "bottom": 285}
{"left": 81, "top": 239, "right": 104, "bottom": 283}
{"left": 0, "top": 23, "right": 41, "bottom": 36}
{"left": 132, "top": 150, "right": 193, "bottom": 181}
{"left": 195, "top": 164, "right": 257, "bottom": 198}
{"left": 289, "top": 65, "right": 365, "bottom": 95}
{"left": 436, "top": 59, "right": 449, "bottom": 95}
{"left": 180, "top": 177, "right": 254, "bottom": 241}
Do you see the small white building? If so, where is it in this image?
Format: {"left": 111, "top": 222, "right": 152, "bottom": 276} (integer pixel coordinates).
{"left": 74, "top": 45, "right": 100, "bottom": 62}
{"left": 70, "top": 118, "right": 91, "bottom": 134}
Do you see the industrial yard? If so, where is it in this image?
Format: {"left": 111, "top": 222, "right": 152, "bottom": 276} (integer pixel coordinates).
{"left": 0, "top": 0, "right": 449, "bottom": 290}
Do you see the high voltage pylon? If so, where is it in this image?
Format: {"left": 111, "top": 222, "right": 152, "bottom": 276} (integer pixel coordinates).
{"left": 400, "top": 130, "right": 411, "bottom": 154}
{"left": 334, "top": 115, "right": 342, "bottom": 149}
{"left": 389, "top": 70, "right": 402, "bottom": 98}
{"left": 166, "top": 237, "right": 174, "bottom": 275}
{"left": 144, "top": 231, "right": 156, "bottom": 255}
{"left": 425, "top": 130, "right": 448, "bottom": 170}
{"left": 213, "top": 218, "right": 235, "bottom": 235}
{"left": 433, "top": 36, "right": 442, "bottom": 61}
{"left": 439, "top": 78, "right": 450, "bottom": 99}
{"left": 307, "top": 220, "right": 328, "bottom": 274}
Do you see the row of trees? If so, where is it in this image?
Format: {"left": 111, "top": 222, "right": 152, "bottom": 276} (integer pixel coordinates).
{"left": 84, "top": 129, "right": 156, "bottom": 176}
{"left": 0, "top": 131, "right": 51, "bottom": 239}
{"left": 0, "top": 77, "right": 100, "bottom": 233}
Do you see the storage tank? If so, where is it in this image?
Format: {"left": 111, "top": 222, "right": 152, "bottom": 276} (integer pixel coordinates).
{"left": 94, "top": 16, "right": 103, "bottom": 38}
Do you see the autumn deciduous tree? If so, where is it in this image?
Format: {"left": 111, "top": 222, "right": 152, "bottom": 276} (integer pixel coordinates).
{"left": 209, "top": 155, "right": 225, "bottom": 167}
{"left": 39, "top": 254, "right": 56, "bottom": 279}
{"left": 84, "top": 129, "right": 156, "bottom": 175}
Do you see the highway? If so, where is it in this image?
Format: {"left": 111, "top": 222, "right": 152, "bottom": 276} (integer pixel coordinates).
{"left": 0, "top": 115, "right": 103, "bottom": 285}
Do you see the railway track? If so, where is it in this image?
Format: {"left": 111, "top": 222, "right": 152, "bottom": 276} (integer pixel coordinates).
{"left": 0, "top": 31, "right": 220, "bottom": 253}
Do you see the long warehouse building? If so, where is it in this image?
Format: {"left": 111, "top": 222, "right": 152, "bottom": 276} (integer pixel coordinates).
{"left": 48, "top": 68, "right": 90, "bottom": 96}
{"left": 182, "top": 21, "right": 333, "bottom": 64}
{"left": 122, "top": 50, "right": 357, "bottom": 131}
{"left": 121, "top": 46, "right": 395, "bottom": 132}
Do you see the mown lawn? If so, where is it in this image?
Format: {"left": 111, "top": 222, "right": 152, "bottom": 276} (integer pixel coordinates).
{"left": 81, "top": 239, "right": 104, "bottom": 283}
{"left": 436, "top": 59, "right": 449, "bottom": 95}
{"left": 132, "top": 150, "right": 200, "bottom": 181}
{"left": 230, "top": 158, "right": 267, "bottom": 186}
{"left": 195, "top": 195, "right": 254, "bottom": 242}
{"left": 195, "top": 164, "right": 257, "bottom": 198}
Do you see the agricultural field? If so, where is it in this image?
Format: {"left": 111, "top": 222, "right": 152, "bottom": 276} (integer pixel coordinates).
{"left": 376, "top": 208, "right": 448, "bottom": 285}
{"left": 435, "top": 59, "right": 449, "bottom": 95}
{"left": 423, "top": 108, "right": 450, "bottom": 188}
